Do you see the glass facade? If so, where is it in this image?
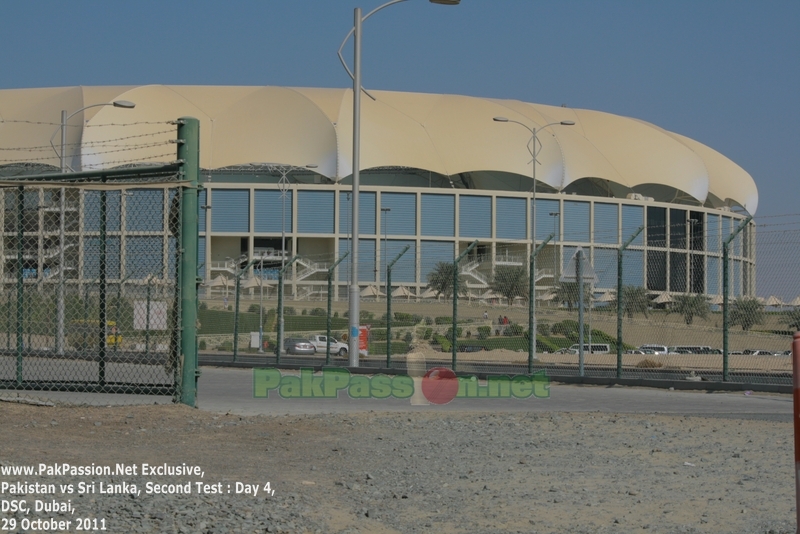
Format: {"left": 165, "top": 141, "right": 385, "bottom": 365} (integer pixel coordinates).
{"left": 195, "top": 185, "right": 755, "bottom": 299}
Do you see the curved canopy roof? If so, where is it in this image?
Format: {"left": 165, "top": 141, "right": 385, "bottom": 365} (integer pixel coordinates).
{"left": 0, "top": 85, "right": 757, "bottom": 213}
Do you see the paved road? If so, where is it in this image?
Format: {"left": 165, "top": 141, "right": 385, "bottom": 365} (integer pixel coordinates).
{"left": 196, "top": 366, "right": 793, "bottom": 420}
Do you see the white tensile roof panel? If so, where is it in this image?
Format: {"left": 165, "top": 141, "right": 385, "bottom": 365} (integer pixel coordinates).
{"left": 0, "top": 85, "right": 757, "bottom": 214}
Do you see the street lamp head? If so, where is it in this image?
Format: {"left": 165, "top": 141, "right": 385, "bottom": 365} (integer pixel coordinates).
{"left": 560, "top": 120, "right": 575, "bottom": 126}
{"left": 493, "top": 117, "right": 509, "bottom": 122}
{"left": 381, "top": 207, "right": 391, "bottom": 212}
{"left": 111, "top": 100, "right": 136, "bottom": 109}
{"left": 429, "top": 0, "right": 460, "bottom": 4}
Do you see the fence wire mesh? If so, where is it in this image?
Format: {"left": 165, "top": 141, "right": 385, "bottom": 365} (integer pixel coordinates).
{"left": 197, "top": 221, "right": 798, "bottom": 388}
{"left": 0, "top": 178, "right": 184, "bottom": 405}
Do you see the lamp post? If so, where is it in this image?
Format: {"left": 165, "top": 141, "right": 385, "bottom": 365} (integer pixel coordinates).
{"left": 49, "top": 100, "right": 136, "bottom": 355}
{"left": 339, "top": 0, "right": 460, "bottom": 367}
{"left": 381, "top": 207, "right": 391, "bottom": 298}
{"left": 492, "top": 117, "right": 574, "bottom": 361}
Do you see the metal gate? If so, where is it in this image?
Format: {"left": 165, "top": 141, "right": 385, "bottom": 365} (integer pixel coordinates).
{"left": 0, "top": 118, "right": 199, "bottom": 404}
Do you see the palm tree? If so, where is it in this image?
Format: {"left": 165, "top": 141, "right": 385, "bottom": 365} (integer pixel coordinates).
{"left": 670, "top": 294, "right": 710, "bottom": 325}
{"left": 611, "top": 285, "right": 650, "bottom": 319}
{"left": 490, "top": 265, "right": 529, "bottom": 306}
{"left": 425, "top": 261, "right": 467, "bottom": 301}
{"left": 729, "top": 297, "right": 765, "bottom": 331}
{"left": 553, "top": 281, "right": 592, "bottom": 311}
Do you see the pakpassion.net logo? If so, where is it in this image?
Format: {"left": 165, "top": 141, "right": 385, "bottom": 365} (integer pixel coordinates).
{"left": 253, "top": 367, "right": 549, "bottom": 404}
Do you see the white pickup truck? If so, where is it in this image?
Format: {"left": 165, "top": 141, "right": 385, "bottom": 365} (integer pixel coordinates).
{"left": 307, "top": 335, "right": 348, "bottom": 356}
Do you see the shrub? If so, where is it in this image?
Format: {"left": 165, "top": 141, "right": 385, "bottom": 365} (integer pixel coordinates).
{"left": 423, "top": 327, "right": 433, "bottom": 340}
{"left": 477, "top": 326, "right": 491, "bottom": 340}
{"left": 635, "top": 358, "right": 663, "bottom": 369}
{"left": 504, "top": 323, "right": 524, "bottom": 336}
{"left": 333, "top": 311, "right": 339, "bottom": 318}
{"left": 537, "top": 322, "right": 551, "bottom": 337}
{"left": 217, "top": 340, "right": 233, "bottom": 352}
{"left": 434, "top": 316, "right": 451, "bottom": 325}
{"left": 412, "top": 314, "right": 423, "bottom": 324}
{"left": 309, "top": 308, "right": 326, "bottom": 316}
{"left": 394, "top": 312, "right": 413, "bottom": 322}
{"left": 551, "top": 320, "right": 579, "bottom": 336}
{"left": 198, "top": 340, "right": 207, "bottom": 350}
{"left": 301, "top": 309, "right": 307, "bottom": 315}
{"left": 247, "top": 304, "right": 263, "bottom": 314}
{"left": 284, "top": 306, "right": 297, "bottom": 316}
{"left": 433, "top": 334, "right": 450, "bottom": 352}
{"left": 404, "top": 331, "right": 413, "bottom": 343}
{"left": 395, "top": 331, "right": 401, "bottom": 340}
{"left": 199, "top": 301, "right": 208, "bottom": 310}
{"left": 424, "top": 316, "right": 434, "bottom": 326}
{"left": 444, "top": 326, "right": 463, "bottom": 341}
{"left": 465, "top": 330, "right": 472, "bottom": 338}
{"left": 360, "top": 310, "right": 374, "bottom": 321}
{"left": 371, "top": 329, "right": 387, "bottom": 341}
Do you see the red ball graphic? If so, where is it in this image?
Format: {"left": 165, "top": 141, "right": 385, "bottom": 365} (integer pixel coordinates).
{"left": 421, "top": 367, "right": 459, "bottom": 405}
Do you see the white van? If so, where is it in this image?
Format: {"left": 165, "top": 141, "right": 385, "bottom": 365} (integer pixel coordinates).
{"left": 568, "top": 343, "right": 611, "bottom": 354}
{"left": 638, "top": 344, "right": 668, "bottom": 355}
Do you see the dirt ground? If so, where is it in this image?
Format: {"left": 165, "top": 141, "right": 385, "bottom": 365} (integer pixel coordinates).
{"left": 0, "top": 400, "right": 796, "bottom": 533}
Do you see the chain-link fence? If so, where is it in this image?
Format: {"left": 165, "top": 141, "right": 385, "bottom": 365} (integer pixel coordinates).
{"left": 198, "top": 220, "right": 798, "bottom": 388}
{"left": 0, "top": 118, "right": 200, "bottom": 405}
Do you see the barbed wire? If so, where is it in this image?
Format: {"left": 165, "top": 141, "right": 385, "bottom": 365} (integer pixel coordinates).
{"left": 0, "top": 128, "right": 175, "bottom": 153}
{"left": 0, "top": 119, "right": 172, "bottom": 127}
{"left": 0, "top": 142, "right": 175, "bottom": 165}
{"left": 80, "top": 153, "right": 178, "bottom": 170}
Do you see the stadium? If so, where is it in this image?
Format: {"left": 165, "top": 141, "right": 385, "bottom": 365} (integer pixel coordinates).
{"left": 0, "top": 85, "right": 757, "bottom": 302}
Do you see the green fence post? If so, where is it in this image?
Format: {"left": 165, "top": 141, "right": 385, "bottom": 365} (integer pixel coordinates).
{"left": 617, "top": 226, "right": 644, "bottom": 379}
{"left": 231, "top": 257, "right": 257, "bottom": 362}
{"left": 453, "top": 241, "right": 478, "bottom": 371}
{"left": 232, "top": 273, "right": 241, "bottom": 361}
{"left": 385, "top": 245, "right": 410, "bottom": 368}
{"left": 98, "top": 184, "right": 107, "bottom": 386}
{"left": 577, "top": 249, "right": 585, "bottom": 377}
{"left": 530, "top": 235, "right": 553, "bottom": 374}
{"left": 15, "top": 187, "right": 24, "bottom": 385}
{"left": 178, "top": 117, "right": 200, "bottom": 407}
{"left": 277, "top": 256, "right": 301, "bottom": 365}
{"left": 722, "top": 215, "right": 752, "bottom": 382}
{"left": 327, "top": 252, "right": 349, "bottom": 365}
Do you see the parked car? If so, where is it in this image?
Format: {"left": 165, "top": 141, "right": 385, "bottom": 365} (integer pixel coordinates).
{"left": 307, "top": 334, "right": 348, "bottom": 356}
{"left": 749, "top": 350, "right": 778, "bottom": 356}
{"left": 638, "top": 344, "right": 668, "bottom": 355}
{"left": 275, "top": 338, "right": 316, "bottom": 356}
{"left": 742, "top": 349, "right": 777, "bottom": 356}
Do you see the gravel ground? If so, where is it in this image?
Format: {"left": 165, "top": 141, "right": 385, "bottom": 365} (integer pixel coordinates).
{"left": 0, "top": 401, "right": 796, "bottom": 533}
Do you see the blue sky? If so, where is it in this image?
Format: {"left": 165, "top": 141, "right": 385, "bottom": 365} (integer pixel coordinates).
{"left": 1, "top": 1, "right": 798, "bottom": 293}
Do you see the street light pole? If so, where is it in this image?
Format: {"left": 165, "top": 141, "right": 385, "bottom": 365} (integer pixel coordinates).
{"left": 492, "top": 117, "right": 574, "bottom": 362}
{"left": 51, "top": 100, "right": 135, "bottom": 355}
{"left": 339, "top": 0, "right": 460, "bottom": 367}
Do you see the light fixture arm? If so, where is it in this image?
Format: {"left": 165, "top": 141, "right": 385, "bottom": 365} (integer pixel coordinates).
{"left": 49, "top": 101, "right": 136, "bottom": 170}
{"left": 337, "top": 0, "right": 409, "bottom": 102}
